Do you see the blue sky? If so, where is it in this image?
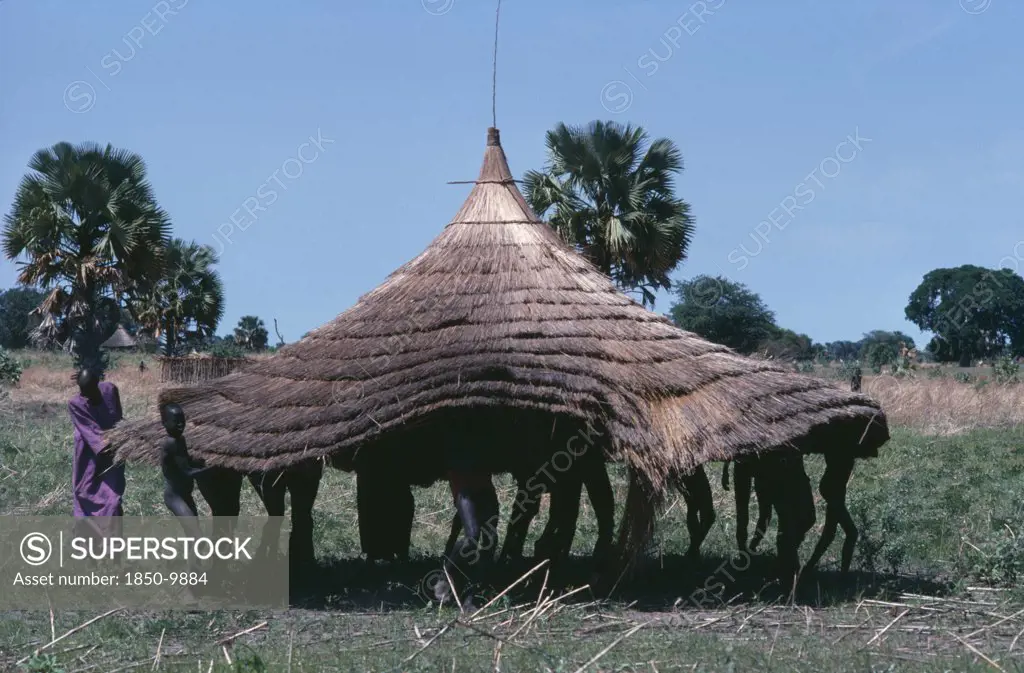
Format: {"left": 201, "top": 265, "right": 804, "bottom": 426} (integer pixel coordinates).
{"left": 1, "top": 0, "right": 1021, "bottom": 348}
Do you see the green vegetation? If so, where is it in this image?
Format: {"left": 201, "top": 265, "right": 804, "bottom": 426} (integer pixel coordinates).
{"left": 1, "top": 144, "right": 234, "bottom": 368}
{"left": 3, "top": 602, "right": 1019, "bottom": 672}
{"left": 858, "top": 330, "right": 918, "bottom": 372}
{"left": 233, "top": 316, "right": 269, "bottom": 352}
{"left": 864, "top": 341, "right": 898, "bottom": 373}
{"left": 759, "top": 326, "right": 814, "bottom": 360}
{"left": 0, "top": 347, "right": 22, "bottom": 386}
{"left": 906, "top": 264, "right": 1024, "bottom": 365}
{"left": 669, "top": 275, "right": 776, "bottom": 353}
{"left": 667, "top": 276, "right": 933, "bottom": 370}
{"left": 524, "top": 120, "right": 694, "bottom": 307}
{"left": 825, "top": 340, "right": 861, "bottom": 361}
{"left": 994, "top": 355, "right": 1021, "bottom": 384}
{"left": 208, "top": 337, "right": 248, "bottom": 358}
{"left": 2, "top": 142, "right": 172, "bottom": 373}
{"left": 17, "top": 653, "right": 65, "bottom": 673}
{"left": 0, "top": 286, "right": 46, "bottom": 350}
{"left": 133, "top": 238, "right": 225, "bottom": 356}
{"left": 669, "top": 275, "right": 814, "bottom": 360}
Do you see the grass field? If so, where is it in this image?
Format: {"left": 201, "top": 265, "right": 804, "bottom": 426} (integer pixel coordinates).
{"left": 2, "top": 353, "right": 1024, "bottom": 671}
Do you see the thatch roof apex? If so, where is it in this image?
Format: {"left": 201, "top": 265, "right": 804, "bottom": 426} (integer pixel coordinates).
{"left": 100, "top": 324, "right": 136, "bottom": 350}
{"left": 109, "top": 127, "right": 888, "bottom": 492}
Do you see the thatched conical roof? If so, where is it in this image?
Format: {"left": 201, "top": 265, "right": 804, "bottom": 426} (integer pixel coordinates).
{"left": 101, "top": 324, "right": 136, "bottom": 350}
{"left": 109, "top": 128, "right": 887, "bottom": 489}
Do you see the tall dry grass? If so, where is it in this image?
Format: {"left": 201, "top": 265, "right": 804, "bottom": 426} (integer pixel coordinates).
{"left": 3, "top": 351, "right": 278, "bottom": 427}
{"left": 863, "top": 375, "right": 1024, "bottom": 435}
{"left": 7, "top": 353, "right": 162, "bottom": 419}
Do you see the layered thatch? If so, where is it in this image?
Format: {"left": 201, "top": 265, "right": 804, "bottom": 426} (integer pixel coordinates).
{"left": 159, "top": 355, "right": 252, "bottom": 385}
{"left": 110, "top": 128, "right": 887, "bottom": 496}
{"left": 100, "top": 325, "right": 136, "bottom": 350}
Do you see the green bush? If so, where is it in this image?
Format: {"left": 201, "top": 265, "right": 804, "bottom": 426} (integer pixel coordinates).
{"left": 893, "top": 364, "right": 916, "bottom": 379}
{"left": 208, "top": 341, "right": 246, "bottom": 358}
{"left": 854, "top": 503, "right": 908, "bottom": 576}
{"left": 993, "top": 355, "right": 1020, "bottom": 384}
{"left": 18, "top": 653, "right": 66, "bottom": 673}
{"left": 954, "top": 371, "right": 973, "bottom": 384}
{"left": 835, "top": 359, "right": 861, "bottom": 382}
{"left": 957, "top": 502, "right": 1024, "bottom": 588}
{"left": 864, "top": 342, "right": 898, "bottom": 374}
{"left": 232, "top": 652, "right": 268, "bottom": 672}
{"left": 0, "top": 347, "right": 23, "bottom": 385}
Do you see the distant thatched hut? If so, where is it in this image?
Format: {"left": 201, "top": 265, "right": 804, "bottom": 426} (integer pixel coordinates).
{"left": 100, "top": 325, "right": 137, "bottom": 351}
{"left": 158, "top": 354, "right": 252, "bottom": 385}
{"left": 110, "top": 127, "right": 888, "bottom": 561}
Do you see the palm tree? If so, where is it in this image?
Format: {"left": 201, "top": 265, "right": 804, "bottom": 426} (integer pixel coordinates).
{"left": 2, "top": 142, "right": 171, "bottom": 371}
{"left": 523, "top": 121, "right": 694, "bottom": 307}
{"left": 233, "top": 316, "right": 268, "bottom": 351}
{"left": 134, "top": 238, "right": 225, "bottom": 356}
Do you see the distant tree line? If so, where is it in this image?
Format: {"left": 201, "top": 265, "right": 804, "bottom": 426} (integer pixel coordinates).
{"left": 668, "top": 275, "right": 921, "bottom": 368}
{"left": 0, "top": 281, "right": 276, "bottom": 360}
{"left": 669, "top": 264, "right": 1024, "bottom": 369}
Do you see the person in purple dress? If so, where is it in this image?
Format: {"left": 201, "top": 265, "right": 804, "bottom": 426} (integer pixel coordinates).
{"left": 68, "top": 368, "right": 126, "bottom": 517}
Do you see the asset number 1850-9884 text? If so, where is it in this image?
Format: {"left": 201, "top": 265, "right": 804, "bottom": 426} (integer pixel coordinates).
{"left": 124, "top": 572, "right": 207, "bottom": 586}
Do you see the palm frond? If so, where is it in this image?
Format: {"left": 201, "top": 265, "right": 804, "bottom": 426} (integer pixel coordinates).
{"left": 529, "top": 121, "right": 694, "bottom": 302}
{"left": 3, "top": 141, "right": 175, "bottom": 369}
